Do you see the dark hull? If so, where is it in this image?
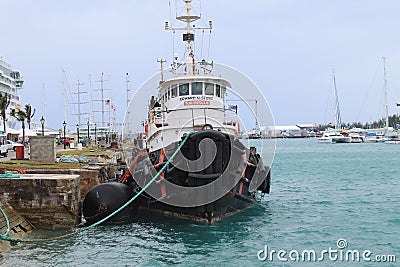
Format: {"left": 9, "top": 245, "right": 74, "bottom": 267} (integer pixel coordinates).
{"left": 139, "top": 179, "right": 256, "bottom": 224}
{"left": 83, "top": 130, "right": 271, "bottom": 225}
{"left": 125, "top": 130, "right": 270, "bottom": 224}
{"left": 140, "top": 198, "right": 254, "bottom": 224}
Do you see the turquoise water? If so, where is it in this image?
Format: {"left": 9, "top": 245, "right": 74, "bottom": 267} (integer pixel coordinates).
{"left": 1, "top": 139, "right": 399, "bottom": 266}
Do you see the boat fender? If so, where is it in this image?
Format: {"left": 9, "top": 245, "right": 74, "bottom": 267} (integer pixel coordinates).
{"left": 82, "top": 182, "right": 139, "bottom": 225}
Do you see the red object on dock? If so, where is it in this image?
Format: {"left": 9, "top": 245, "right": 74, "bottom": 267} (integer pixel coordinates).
{"left": 15, "top": 146, "right": 24, "bottom": 159}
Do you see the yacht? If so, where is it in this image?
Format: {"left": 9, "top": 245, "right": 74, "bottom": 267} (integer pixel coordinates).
{"left": 318, "top": 72, "right": 351, "bottom": 144}
{"left": 317, "top": 131, "right": 351, "bottom": 143}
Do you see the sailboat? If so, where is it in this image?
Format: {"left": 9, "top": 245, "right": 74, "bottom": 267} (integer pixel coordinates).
{"left": 366, "top": 57, "right": 396, "bottom": 143}
{"left": 82, "top": 0, "right": 272, "bottom": 224}
{"left": 318, "top": 71, "right": 351, "bottom": 143}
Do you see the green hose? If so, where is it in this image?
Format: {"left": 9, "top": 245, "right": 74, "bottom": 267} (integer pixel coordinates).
{"left": 0, "top": 131, "right": 194, "bottom": 246}
{"left": 0, "top": 205, "right": 11, "bottom": 238}
{"left": 0, "top": 205, "right": 20, "bottom": 246}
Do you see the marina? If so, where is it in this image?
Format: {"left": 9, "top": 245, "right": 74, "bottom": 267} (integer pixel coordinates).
{"left": 1, "top": 0, "right": 400, "bottom": 265}
{"left": 1, "top": 139, "right": 399, "bottom": 265}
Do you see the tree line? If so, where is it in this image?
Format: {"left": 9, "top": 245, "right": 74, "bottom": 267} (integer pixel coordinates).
{"left": 317, "top": 114, "right": 400, "bottom": 131}
{"left": 0, "top": 92, "right": 35, "bottom": 144}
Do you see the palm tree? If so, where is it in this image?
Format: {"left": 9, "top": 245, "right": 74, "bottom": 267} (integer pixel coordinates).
{"left": 0, "top": 92, "right": 11, "bottom": 134}
{"left": 10, "top": 108, "right": 27, "bottom": 146}
{"left": 24, "top": 104, "right": 36, "bottom": 129}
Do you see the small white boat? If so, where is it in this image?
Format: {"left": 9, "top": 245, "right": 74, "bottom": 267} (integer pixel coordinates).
{"left": 317, "top": 134, "right": 332, "bottom": 143}
{"left": 385, "top": 134, "right": 400, "bottom": 144}
{"left": 317, "top": 131, "right": 351, "bottom": 143}
{"left": 364, "top": 132, "right": 386, "bottom": 143}
{"left": 385, "top": 139, "right": 400, "bottom": 144}
{"left": 349, "top": 133, "right": 364, "bottom": 143}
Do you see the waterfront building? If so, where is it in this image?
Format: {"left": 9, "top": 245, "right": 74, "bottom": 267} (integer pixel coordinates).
{"left": 0, "top": 57, "right": 24, "bottom": 130}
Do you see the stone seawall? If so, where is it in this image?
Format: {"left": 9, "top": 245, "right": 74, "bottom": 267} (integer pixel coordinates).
{"left": 0, "top": 197, "right": 35, "bottom": 253}
{"left": 23, "top": 169, "right": 100, "bottom": 204}
{"left": 0, "top": 169, "right": 100, "bottom": 230}
{"left": 0, "top": 175, "right": 81, "bottom": 230}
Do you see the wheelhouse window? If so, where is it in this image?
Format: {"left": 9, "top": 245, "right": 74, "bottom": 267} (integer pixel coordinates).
{"left": 216, "top": 84, "right": 221, "bottom": 97}
{"left": 205, "top": 83, "right": 214, "bottom": 95}
{"left": 171, "top": 85, "right": 177, "bottom": 98}
{"left": 179, "top": 83, "right": 189, "bottom": 96}
{"left": 191, "top": 82, "right": 203, "bottom": 95}
{"left": 221, "top": 86, "right": 225, "bottom": 99}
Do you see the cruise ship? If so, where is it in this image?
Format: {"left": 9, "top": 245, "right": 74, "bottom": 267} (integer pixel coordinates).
{"left": 0, "top": 57, "right": 24, "bottom": 130}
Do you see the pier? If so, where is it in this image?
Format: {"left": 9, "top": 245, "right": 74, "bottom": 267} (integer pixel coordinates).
{"left": 0, "top": 170, "right": 99, "bottom": 230}
{"left": 0, "top": 137, "right": 122, "bottom": 234}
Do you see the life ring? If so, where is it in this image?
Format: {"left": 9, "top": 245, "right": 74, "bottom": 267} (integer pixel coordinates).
{"left": 202, "top": 124, "right": 213, "bottom": 130}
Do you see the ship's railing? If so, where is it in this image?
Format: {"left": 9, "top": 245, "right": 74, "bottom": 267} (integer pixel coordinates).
{"left": 171, "top": 60, "right": 214, "bottom": 77}
{"left": 150, "top": 106, "right": 239, "bottom": 129}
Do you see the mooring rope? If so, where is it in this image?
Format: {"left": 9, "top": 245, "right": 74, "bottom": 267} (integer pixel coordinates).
{"left": 0, "top": 132, "right": 194, "bottom": 246}
{"left": 0, "top": 205, "right": 11, "bottom": 238}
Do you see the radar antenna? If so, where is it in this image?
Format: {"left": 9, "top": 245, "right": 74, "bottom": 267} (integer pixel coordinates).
{"left": 164, "top": 0, "right": 212, "bottom": 75}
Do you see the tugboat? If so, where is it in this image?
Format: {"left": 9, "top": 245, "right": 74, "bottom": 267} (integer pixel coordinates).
{"left": 83, "top": 0, "right": 272, "bottom": 225}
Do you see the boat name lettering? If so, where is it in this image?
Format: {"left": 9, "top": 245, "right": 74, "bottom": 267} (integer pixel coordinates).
{"left": 179, "top": 96, "right": 213, "bottom": 101}
{"left": 184, "top": 100, "right": 211, "bottom": 106}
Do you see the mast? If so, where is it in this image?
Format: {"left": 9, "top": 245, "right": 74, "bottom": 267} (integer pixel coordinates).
{"left": 93, "top": 73, "right": 110, "bottom": 130}
{"left": 101, "top": 73, "right": 105, "bottom": 127}
{"left": 126, "top": 73, "right": 130, "bottom": 109}
{"left": 383, "top": 56, "right": 389, "bottom": 132}
{"left": 333, "top": 70, "right": 342, "bottom": 130}
{"left": 157, "top": 59, "right": 166, "bottom": 82}
{"left": 94, "top": 73, "right": 108, "bottom": 127}
{"left": 109, "top": 75, "right": 114, "bottom": 133}
{"left": 42, "top": 83, "right": 46, "bottom": 125}
{"left": 164, "top": 0, "right": 212, "bottom": 75}
{"left": 89, "top": 75, "right": 94, "bottom": 123}
{"left": 72, "top": 79, "right": 88, "bottom": 127}
{"left": 126, "top": 73, "right": 130, "bottom": 133}
{"left": 62, "top": 69, "right": 67, "bottom": 124}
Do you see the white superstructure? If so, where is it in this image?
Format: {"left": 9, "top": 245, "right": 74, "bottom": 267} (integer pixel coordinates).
{"left": 145, "top": 0, "right": 239, "bottom": 152}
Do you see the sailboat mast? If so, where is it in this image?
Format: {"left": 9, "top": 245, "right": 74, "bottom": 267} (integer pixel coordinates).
{"left": 62, "top": 69, "right": 67, "bottom": 124}
{"left": 126, "top": 73, "right": 130, "bottom": 133}
{"left": 333, "top": 71, "right": 342, "bottom": 130}
{"left": 42, "top": 83, "right": 46, "bottom": 124}
{"left": 89, "top": 75, "right": 94, "bottom": 123}
{"left": 383, "top": 56, "right": 389, "bottom": 131}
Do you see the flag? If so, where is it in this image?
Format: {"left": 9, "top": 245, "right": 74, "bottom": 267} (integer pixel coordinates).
{"left": 228, "top": 104, "right": 237, "bottom": 113}
{"left": 105, "top": 100, "right": 110, "bottom": 105}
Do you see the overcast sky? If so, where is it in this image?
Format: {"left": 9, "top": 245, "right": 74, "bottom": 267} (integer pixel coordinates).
{"left": 2, "top": 0, "right": 400, "bottom": 130}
